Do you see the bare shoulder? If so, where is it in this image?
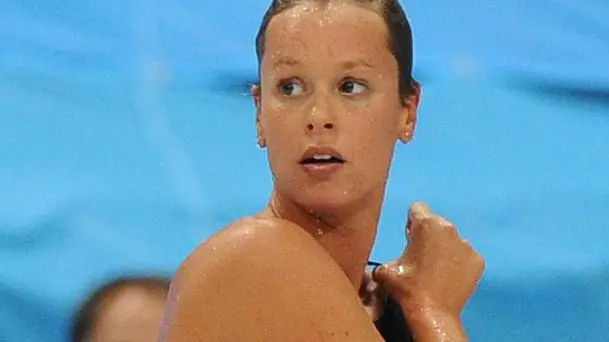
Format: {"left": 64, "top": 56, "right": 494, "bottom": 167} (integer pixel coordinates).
{"left": 158, "top": 217, "right": 382, "bottom": 342}
{"left": 176, "top": 216, "right": 335, "bottom": 283}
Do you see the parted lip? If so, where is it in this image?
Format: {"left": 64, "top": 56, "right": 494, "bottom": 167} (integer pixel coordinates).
{"left": 299, "top": 146, "right": 346, "bottom": 164}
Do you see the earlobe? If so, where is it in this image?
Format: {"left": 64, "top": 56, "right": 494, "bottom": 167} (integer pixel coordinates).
{"left": 399, "top": 131, "right": 412, "bottom": 144}
{"left": 399, "top": 85, "right": 421, "bottom": 144}
{"left": 398, "top": 110, "right": 416, "bottom": 144}
{"left": 252, "top": 84, "right": 261, "bottom": 107}
{"left": 252, "top": 84, "right": 267, "bottom": 148}
{"left": 257, "top": 136, "right": 267, "bottom": 148}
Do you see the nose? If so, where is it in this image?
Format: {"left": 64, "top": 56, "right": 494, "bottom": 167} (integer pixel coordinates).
{"left": 306, "top": 121, "right": 333, "bottom": 131}
{"left": 305, "top": 101, "right": 336, "bottom": 133}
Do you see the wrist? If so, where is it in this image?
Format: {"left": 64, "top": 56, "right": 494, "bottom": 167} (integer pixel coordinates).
{"left": 399, "top": 299, "right": 466, "bottom": 342}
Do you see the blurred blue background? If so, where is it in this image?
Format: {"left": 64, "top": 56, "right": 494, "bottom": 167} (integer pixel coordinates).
{"left": 1, "top": 0, "right": 608, "bottom": 341}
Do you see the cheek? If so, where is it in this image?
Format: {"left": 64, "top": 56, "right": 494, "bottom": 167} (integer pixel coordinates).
{"left": 350, "top": 103, "right": 398, "bottom": 145}
{"left": 347, "top": 105, "right": 398, "bottom": 173}
{"left": 264, "top": 105, "right": 299, "bottom": 143}
{"left": 263, "top": 106, "right": 302, "bottom": 166}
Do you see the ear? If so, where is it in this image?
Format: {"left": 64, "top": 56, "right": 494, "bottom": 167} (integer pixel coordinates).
{"left": 252, "top": 84, "right": 267, "bottom": 148}
{"left": 398, "top": 84, "right": 421, "bottom": 144}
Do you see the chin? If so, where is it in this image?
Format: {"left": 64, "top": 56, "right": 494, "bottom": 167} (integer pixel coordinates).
{"left": 292, "top": 186, "right": 360, "bottom": 215}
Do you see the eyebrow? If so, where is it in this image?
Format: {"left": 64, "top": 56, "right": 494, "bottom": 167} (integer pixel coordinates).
{"left": 341, "top": 59, "right": 375, "bottom": 70}
{"left": 272, "top": 57, "right": 375, "bottom": 70}
{"left": 272, "top": 57, "right": 301, "bottom": 68}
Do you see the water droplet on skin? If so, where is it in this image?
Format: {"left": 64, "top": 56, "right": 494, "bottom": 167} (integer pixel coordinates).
{"left": 316, "top": 227, "right": 324, "bottom": 236}
{"left": 311, "top": 105, "right": 318, "bottom": 116}
{"left": 397, "top": 264, "right": 406, "bottom": 275}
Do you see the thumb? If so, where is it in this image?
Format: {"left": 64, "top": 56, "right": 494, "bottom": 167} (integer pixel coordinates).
{"left": 371, "top": 261, "right": 399, "bottom": 285}
{"left": 372, "top": 261, "right": 414, "bottom": 303}
{"left": 406, "top": 201, "right": 432, "bottom": 242}
{"left": 409, "top": 201, "right": 432, "bottom": 221}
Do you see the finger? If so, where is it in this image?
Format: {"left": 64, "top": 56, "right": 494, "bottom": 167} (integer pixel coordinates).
{"left": 371, "top": 261, "right": 411, "bottom": 285}
{"left": 371, "top": 261, "right": 396, "bottom": 285}
{"left": 407, "top": 202, "right": 432, "bottom": 241}
{"left": 409, "top": 201, "right": 432, "bottom": 221}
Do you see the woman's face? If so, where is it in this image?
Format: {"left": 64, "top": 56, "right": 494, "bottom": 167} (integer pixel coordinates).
{"left": 255, "top": 2, "right": 419, "bottom": 212}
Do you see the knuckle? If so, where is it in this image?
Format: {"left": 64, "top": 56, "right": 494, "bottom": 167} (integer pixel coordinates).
{"left": 437, "top": 216, "right": 456, "bottom": 229}
{"left": 472, "top": 252, "right": 486, "bottom": 270}
{"left": 422, "top": 216, "right": 454, "bottom": 228}
{"left": 436, "top": 215, "right": 452, "bottom": 225}
{"left": 440, "top": 220, "right": 458, "bottom": 236}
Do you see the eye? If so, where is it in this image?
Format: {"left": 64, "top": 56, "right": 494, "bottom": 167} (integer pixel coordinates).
{"left": 339, "top": 79, "right": 367, "bottom": 95}
{"left": 277, "top": 79, "right": 304, "bottom": 97}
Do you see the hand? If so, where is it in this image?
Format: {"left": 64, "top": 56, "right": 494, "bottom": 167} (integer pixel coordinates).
{"left": 372, "top": 202, "right": 485, "bottom": 318}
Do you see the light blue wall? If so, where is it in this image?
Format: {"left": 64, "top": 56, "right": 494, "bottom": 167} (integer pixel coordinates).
{"left": 1, "top": 1, "right": 608, "bottom": 341}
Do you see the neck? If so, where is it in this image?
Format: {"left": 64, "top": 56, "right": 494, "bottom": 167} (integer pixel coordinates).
{"left": 262, "top": 188, "right": 385, "bottom": 290}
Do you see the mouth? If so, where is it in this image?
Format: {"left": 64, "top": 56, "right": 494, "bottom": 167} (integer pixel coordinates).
{"left": 299, "top": 147, "right": 345, "bottom": 179}
{"left": 299, "top": 147, "right": 346, "bottom": 166}
{"left": 299, "top": 154, "right": 345, "bottom": 165}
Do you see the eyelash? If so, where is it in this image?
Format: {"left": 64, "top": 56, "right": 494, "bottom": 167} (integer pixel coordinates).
{"left": 276, "top": 77, "right": 368, "bottom": 97}
{"left": 339, "top": 78, "right": 368, "bottom": 94}
{"left": 277, "top": 78, "right": 304, "bottom": 96}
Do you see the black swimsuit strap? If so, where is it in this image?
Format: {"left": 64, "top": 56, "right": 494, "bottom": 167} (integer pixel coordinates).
{"left": 367, "top": 260, "right": 383, "bottom": 276}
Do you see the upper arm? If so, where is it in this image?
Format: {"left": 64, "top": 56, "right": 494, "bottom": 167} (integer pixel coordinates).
{"left": 159, "top": 218, "right": 384, "bottom": 342}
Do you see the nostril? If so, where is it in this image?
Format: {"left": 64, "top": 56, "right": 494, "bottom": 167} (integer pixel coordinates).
{"left": 306, "top": 122, "right": 334, "bottom": 131}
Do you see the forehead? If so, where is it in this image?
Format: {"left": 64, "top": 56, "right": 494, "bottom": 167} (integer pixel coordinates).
{"left": 263, "top": 2, "right": 391, "bottom": 66}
